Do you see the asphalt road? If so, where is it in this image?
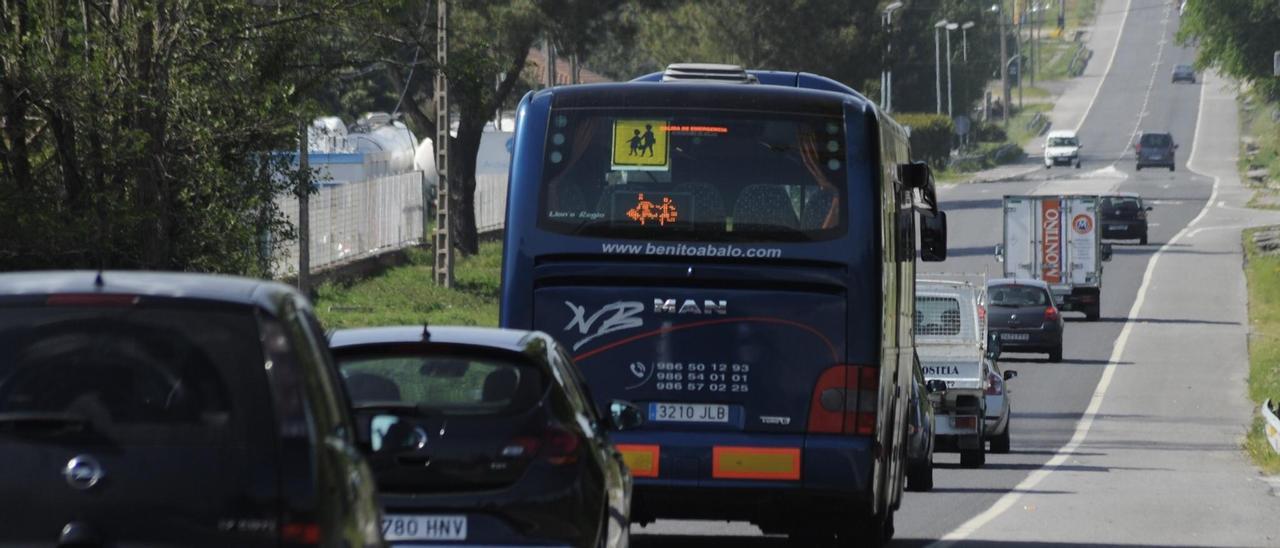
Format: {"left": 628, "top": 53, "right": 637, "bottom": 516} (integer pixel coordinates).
{"left": 635, "top": 0, "right": 1280, "bottom": 545}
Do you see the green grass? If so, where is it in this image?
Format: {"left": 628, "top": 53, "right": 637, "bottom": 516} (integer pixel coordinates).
{"left": 1007, "top": 102, "right": 1054, "bottom": 148}
{"left": 1242, "top": 227, "right": 1280, "bottom": 474}
{"left": 1235, "top": 91, "right": 1280, "bottom": 210}
{"left": 314, "top": 242, "right": 502, "bottom": 329}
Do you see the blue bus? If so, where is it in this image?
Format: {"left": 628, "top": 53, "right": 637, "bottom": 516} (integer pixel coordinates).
{"left": 500, "top": 64, "right": 946, "bottom": 544}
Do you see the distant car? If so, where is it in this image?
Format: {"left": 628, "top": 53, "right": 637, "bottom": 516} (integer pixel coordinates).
{"left": 0, "top": 271, "right": 385, "bottom": 548}
{"left": 329, "top": 326, "right": 637, "bottom": 548}
{"left": 986, "top": 278, "right": 1065, "bottom": 362}
{"left": 1043, "top": 129, "right": 1082, "bottom": 169}
{"left": 1101, "top": 192, "right": 1152, "bottom": 245}
{"left": 1136, "top": 131, "right": 1178, "bottom": 171}
{"left": 1171, "top": 64, "right": 1196, "bottom": 83}
{"left": 906, "top": 355, "right": 944, "bottom": 491}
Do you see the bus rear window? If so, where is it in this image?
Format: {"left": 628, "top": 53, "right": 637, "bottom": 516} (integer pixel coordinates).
{"left": 538, "top": 109, "right": 848, "bottom": 242}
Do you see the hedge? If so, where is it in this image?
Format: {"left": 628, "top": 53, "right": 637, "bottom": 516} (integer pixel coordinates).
{"left": 893, "top": 113, "right": 955, "bottom": 170}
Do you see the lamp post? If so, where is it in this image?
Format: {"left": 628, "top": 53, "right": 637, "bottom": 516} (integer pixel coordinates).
{"left": 946, "top": 22, "right": 958, "bottom": 118}
{"left": 962, "top": 21, "right": 975, "bottom": 63}
{"left": 935, "top": 20, "right": 948, "bottom": 114}
{"left": 992, "top": 2, "right": 1009, "bottom": 126}
{"left": 881, "top": 2, "right": 904, "bottom": 112}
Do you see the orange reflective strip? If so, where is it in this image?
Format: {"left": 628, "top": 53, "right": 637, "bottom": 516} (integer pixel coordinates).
{"left": 616, "top": 444, "right": 660, "bottom": 478}
{"left": 712, "top": 446, "right": 801, "bottom": 480}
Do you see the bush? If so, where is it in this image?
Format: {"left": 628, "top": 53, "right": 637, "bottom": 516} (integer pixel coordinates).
{"left": 893, "top": 113, "right": 955, "bottom": 170}
{"left": 973, "top": 122, "right": 1008, "bottom": 143}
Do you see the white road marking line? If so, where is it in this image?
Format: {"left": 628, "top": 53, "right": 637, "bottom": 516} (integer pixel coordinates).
{"left": 1073, "top": 0, "right": 1135, "bottom": 134}
{"left": 926, "top": 63, "right": 1221, "bottom": 548}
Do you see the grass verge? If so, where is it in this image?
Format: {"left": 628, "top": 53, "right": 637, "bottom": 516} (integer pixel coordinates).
{"left": 314, "top": 242, "right": 502, "bottom": 329}
{"left": 1242, "top": 227, "right": 1280, "bottom": 474}
{"left": 1237, "top": 90, "right": 1280, "bottom": 209}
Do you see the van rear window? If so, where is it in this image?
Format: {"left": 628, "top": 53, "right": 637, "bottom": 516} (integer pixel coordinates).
{"left": 538, "top": 109, "right": 848, "bottom": 242}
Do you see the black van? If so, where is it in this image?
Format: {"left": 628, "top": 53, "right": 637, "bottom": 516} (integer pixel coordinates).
{"left": 1136, "top": 132, "right": 1178, "bottom": 171}
{"left": 0, "top": 271, "right": 384, "bottom": 548}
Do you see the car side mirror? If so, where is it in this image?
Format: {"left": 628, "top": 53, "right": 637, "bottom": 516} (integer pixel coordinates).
{"left": 925, "top": 379, "right": 948, "bottom": 394}
{"left": 994, "top": 243, "right": 1005, "bottom": 263}
{"left": 987, "top": 332, "right": 1002, "bottom": 360}
{"left": 920, "top": 211, "right": 947, "bottom": 262}
{"left": 1145, "top": 206, "right": 1153, "bottom": 211}
{"left": 608, "top": 400, "right": 644, "bottom": 431}
{"left": 1174, "top": 144, "right": 1180, "bottom": 149}
{"left": 1003, "top": 370, "right": 1018, "bottom": 381}
{"left": 1102, "top": 243, "right": 1114, "bottom": 261}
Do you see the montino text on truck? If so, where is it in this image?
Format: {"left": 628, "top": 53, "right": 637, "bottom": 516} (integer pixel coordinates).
{"left": 499, "top": 64, "right": 947, "bottom": 543}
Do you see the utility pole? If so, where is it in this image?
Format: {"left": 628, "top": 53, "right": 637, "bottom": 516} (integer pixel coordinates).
{"left": 935, "top": 20, "right": 946, "bottom": 114}
{"left": 945, "top": 23, "right": 956, "bottom": 118}
{"left": 544, "top": 38, "right": 557, "bottom": 88}
{"left": 297, "top": 122, "right": 311, "bottom": 294}
{"left": 999, "top": 1, "right": 1010, "bottom": 126}
{"left": 434, "top": 0, "right": 454, "bottom": 287}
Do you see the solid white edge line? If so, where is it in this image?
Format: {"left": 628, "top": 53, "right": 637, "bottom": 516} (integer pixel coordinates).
{"left": 1071, "top": 0, "right": 1134, "bottom": 134}
{"left": 924, "top": 67, "right": 1222, "bottom": 548}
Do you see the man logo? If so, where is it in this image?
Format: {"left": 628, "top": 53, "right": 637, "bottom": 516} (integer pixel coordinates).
{"left": 653, "top": 299, "right": 727, "bottom": 315}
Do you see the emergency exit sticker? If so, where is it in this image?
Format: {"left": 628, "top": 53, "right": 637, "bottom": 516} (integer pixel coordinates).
{"left": 612, "top": 120, "right": 669, "bottom": 170}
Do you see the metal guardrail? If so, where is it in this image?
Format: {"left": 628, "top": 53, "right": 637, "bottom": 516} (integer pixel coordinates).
{"left": 1263, "top": 399, "right": 1280, "bottom": 456}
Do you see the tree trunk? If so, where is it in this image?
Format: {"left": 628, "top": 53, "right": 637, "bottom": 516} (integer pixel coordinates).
{"left": 450, "top": 126, "right": 483, "bottom": 255}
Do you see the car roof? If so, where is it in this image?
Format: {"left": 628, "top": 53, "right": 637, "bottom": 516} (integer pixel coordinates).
{"left": 987, "top": 277, "right": 1051, "bottom": 289}
{"left": 0, "top": 270, "right": 301, "bottom": 313}
{"left": 1046, "top": 130, "right": 1077, "bottom": 138}
{"left": 1139, "top": 131, "right": 1172, "bottom": 136}
{"left": 329, "top": 325, "right": 550, "bottom": 354}
{"left": 1103, "top": 191, "right": 1143, "bottom": 198}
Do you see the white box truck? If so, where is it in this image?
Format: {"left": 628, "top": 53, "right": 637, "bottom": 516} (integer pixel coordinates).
{"left": 996, "top": 195, "right": 1112, "bottom": 320}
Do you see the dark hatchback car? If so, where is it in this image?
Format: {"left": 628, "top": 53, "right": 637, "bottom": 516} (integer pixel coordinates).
{"left": 986, "top": 279, "right": 1065, "bottom": 362}
{"left": 1101, "top": 193, "right": 1153, "bottom": 245}
{"left": 1171, "top": 64, "right": 1196, "bottom": 83}
{"left": 1136, "top": 131, "right": 1178, "bottom": 171}
{"left": 0, "top": 271, "right": 383, "bottom": 548}
{"left": 329, "top": 326, "right": 637, "bottom": 548}
{"left": 906, "top": 355, "right": 943, "bottom": 492}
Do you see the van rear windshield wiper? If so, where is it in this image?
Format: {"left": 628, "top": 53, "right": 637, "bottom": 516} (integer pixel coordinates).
{"left": 0, "top": 411, "right": 91, "bottom": 433}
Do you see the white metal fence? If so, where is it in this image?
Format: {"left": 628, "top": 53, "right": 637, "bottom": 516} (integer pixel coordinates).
{"left": 475, "top": 174, "right": 509, "bottom": 234}
{"left": 275, "top": 171, "right": 427, "bottom": 277}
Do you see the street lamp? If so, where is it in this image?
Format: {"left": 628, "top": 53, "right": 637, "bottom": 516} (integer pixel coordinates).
{"left": 946, "top": 22, "right": 959, "bottom": 117}
{"left": 881, "top": 2, "right": 904, "bottom": 112}
{"left": 935, "top": 20, "right": 948, "bottom": 114}
{"left": 962, "top": 21, "right": 976, "bottom": 63}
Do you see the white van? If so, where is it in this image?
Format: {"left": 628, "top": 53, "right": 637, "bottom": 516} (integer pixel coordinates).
{"left": 1043, "top": 129, "right": 1081, "bottom": 168}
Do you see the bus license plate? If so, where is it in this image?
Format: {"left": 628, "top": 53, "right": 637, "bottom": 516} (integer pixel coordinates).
{"left": 1000, "top": 333, "right": 1030, "bottom": 341}
{"left": 381, "top": 514, "right": 467, "bottom": 541}
{"left": 649, "top": 403, "right": 730, "bottom": 423}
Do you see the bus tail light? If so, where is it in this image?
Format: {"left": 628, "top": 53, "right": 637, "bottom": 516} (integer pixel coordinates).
{"left": 808, "top": 365, "right": 878, "bottom": 436}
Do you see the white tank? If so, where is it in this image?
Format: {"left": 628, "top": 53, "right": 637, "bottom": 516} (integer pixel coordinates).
{"left": 349, "top": 113, "right": 418, "bottom": 175}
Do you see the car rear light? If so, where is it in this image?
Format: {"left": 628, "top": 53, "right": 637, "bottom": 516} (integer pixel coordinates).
{"left": 507, "top": 424, "right": 581, "bottom": 465}
{"left": 1137, "top": 210, "right": 1147, "bottom": 220}
{"left": 985, "top": 372, "right": 1003, "bottom": 396}
{"left": 45, "top": 293, "right": 139, "bottom": 307}
{"left": 807, "top": 365, "right": 877, "bottom": 436}
{"left": 281, "top": 522, "right": 321, "bottom": 545}
{"left": 978, "top": 304, "right": 987, "bottom": 323}
{"left": 1044, "top": 306, "right": 1059, "bottom": 321}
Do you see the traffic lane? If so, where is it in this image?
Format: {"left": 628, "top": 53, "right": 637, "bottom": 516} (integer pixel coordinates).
{"left": 1073, "top": 0, "right": 1182, "bottom": 166}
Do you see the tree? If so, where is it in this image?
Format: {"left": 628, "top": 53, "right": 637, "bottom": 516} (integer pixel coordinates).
{"left": 356, "top": 0, "right": 634, "bottom": 256}
{"left": 0, "top": 0, "right": 363, "bottom": 274}
{"left": 1179, "top": 0, "right": 1280, "bottom": 100}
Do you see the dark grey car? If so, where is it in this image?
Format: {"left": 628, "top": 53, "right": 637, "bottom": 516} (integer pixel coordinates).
{"left": 1101, "top": 193, "right": 1153, "bottom": 245}
{"left": 0, "top": 271, "right": 383, "bottom": 548}
{"left": 1136, "top": 132, "right": 1178, "bottom": 171}
{"left": 1171, "top": 64, "right": 1196, "bottom": 83}
{"left": 986, "top": 278, "right": 1065, "bottom": 362}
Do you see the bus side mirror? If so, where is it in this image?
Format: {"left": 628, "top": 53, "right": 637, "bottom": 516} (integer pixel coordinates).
{"left": 920, "top": 211, "right": 947, "bottom": 262}
{"left": 994, "top": 243, "right": 1005, "bottom": 263}
{"left": 925, "top": 379, "right": 948, "bottom": 394}
{"left": 1102, "top": 243, "right": 1114, "bottom": 262}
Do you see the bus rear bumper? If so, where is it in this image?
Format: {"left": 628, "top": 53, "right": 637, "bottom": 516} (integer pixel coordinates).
{"left": 618, "top": 432, "right": 875, "bottom": 524}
